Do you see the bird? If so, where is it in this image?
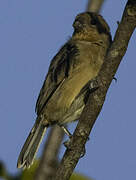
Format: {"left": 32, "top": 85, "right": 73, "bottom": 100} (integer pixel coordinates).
{"left": 17, "top": 12, "right": 112, "bottom": 169}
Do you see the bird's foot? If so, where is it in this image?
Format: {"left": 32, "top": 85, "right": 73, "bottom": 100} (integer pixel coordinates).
{"left": 58, "top": 125, "right": 72, "bottom": 138}
{"left": 89, "top": 78, "right": 99, "bottom": 93}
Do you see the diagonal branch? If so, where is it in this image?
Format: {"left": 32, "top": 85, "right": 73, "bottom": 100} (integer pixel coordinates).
{"left": 54, "top": 1, "right": 136, "bottom": 180}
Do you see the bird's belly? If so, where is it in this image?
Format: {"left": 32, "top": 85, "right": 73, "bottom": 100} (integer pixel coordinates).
{"left": 44, "top": 64, "right": 97, "bottom": 123}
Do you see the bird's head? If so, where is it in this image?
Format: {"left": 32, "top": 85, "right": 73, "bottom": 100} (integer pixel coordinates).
{"left": 72, "top": 12, "right": 112, "bottom": 45}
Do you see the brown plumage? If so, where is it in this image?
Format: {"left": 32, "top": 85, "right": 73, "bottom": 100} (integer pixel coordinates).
{"left": 17, "top": 12, "right": 112, "bottom": 169}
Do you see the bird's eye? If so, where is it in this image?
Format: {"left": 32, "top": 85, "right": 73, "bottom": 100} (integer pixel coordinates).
{"left": 91, "top": 19, "right": 97, "bottom": 25}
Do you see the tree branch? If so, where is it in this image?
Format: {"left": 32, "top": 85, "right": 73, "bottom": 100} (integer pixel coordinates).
{"left": 54, "top": 1, "right": 136, "bottom": 180}
{"left": 87, "top": 0, "right": 105, "bottom": 13}
{"left": 34, "top": 126, "right": 64, "bottom": 180}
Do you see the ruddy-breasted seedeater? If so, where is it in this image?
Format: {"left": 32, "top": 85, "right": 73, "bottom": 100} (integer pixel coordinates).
{"left": 17, "top": 12, "right": 112, "bottom": 169}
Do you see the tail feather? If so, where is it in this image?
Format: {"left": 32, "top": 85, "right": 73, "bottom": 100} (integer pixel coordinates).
{"left": 17, "top": 121, "right": 47, "bottom": 169}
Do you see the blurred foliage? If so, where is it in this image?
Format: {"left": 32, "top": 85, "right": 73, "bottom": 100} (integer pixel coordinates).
{"left": 21, "top": 161, "right": 39, "bottom": 180}
{"left": 0, "top": 161, "right": 20, "bottom": 180}
{"left": 0, "top": 160, "right": 93, "bottom": 180}
{"left": 70, "top": 173, "right": 92, "bottom": 180}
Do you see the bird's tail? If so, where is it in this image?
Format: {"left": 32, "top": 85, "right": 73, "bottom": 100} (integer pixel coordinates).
{"left": 17, "top": 121, "right": 47, "bottom": 169}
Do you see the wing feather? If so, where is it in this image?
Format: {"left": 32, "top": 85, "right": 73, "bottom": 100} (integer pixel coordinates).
{"left": 35, "top": 41, "right": 78, "bottom": 115}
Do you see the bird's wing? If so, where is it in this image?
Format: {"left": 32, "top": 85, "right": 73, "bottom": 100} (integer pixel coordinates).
{"left": 35, "top": 42, "right": 78, "bottom": 115}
